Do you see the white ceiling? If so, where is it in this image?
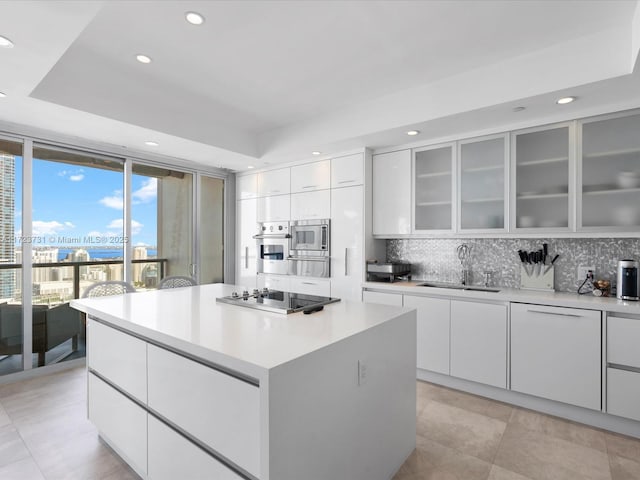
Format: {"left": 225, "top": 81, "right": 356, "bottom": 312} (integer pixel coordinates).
{"left": 0, "top": 0, "right": 639, "bottom": 171}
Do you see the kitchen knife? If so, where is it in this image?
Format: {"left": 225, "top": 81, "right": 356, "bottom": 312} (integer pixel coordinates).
{"left": 543, "top": 254, "right": 560, "bottom": 274}
{"left": 543, "top": 243, "right": 548, "bottom": 264}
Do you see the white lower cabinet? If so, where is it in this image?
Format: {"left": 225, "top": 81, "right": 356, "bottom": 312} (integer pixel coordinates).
{"left": 607, "top": 368, "right": 640, "bottom": 422}
{"left": 88, "top": 374, "right": 147, "bottom": 477}
{"left": 607, "top": 316, "right": 640, "bottom": 369}
{"left": 148, "top": 415, "right": 242, "bottom": 480}
{"left": 147, "top": 345, "right": 261, "bottom": 478}
{"left": 404, "top": 295, "right": 450, "bottom": 375}
{"left": 450, "top": 300, "right": 507, "bottom": 388}
{"left": 257, "top": 273, "right": 291, "bottom": 292}
{"left": 511, "top": 303, "right": 601, "bottom": 410}
{"left": 362, "top": 290, "right": 403, "bottom": 306}
{"left": 289, "top": 277, "right": 331, "bottom": 296}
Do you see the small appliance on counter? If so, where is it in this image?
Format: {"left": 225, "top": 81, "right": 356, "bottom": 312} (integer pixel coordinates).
{"left": 617, "top": 259, "right": 639, "bottom": 300}
{"left": 367, "top": 262, "right": 411, "bottom": 282}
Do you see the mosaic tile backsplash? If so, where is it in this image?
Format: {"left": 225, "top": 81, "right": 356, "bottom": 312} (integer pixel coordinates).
{"left": 387, "top": 238, "right": 640, "bottom": 293}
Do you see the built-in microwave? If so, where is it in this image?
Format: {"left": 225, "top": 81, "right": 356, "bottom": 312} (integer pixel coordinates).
{"left": 288, "top": 219, "right": 330, "bottom": 277}
{"left": 254, "top": 221, "right": 290, "bottom": 275}
{"left": 290, "top": 219, "right": 329, "bottom": 252}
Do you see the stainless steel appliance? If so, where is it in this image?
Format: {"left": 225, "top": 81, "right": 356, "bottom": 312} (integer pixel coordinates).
{"left": 254, "top": 221, "right": 290, "bottom": 275}
{"left": 617, "top": 259, "right": 640, "bottom": 300}
{"left": 216, "top": 288, "right": 340, "bottom": 314}
{"left": 288, "top": 219, "right": 330, "bottom": 277}
{"left": 367, "top": 262, "right": 411, "bottom": 282}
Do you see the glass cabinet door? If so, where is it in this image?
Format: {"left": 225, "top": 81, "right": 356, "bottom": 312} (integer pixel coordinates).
{"left": 512, "top": 125, "right": 571, "bottom": 230}
{"left": 414, "top": 144, "right": 454, "bottom": 231}
{"left": 580, "top": 112, "right": 640, "bottom": 229}
{"left": 459, "top": 135, "right": 507, "bottom": 230}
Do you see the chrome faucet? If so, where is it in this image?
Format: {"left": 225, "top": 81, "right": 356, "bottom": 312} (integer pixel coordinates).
{"left": 461, "top": 269, "right": 470, "bottom": 286}
{"left": 457, "top": 243, "right": 472, "bottom": 285}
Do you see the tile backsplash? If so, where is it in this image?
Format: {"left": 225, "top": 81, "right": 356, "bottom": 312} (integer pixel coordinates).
{"left": 386, "top": 238, "right": 640, "bottom": 293}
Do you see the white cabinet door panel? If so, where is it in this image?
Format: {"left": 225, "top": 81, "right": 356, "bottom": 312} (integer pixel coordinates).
{"left": 87, "top": 320, "right": 147, "bottom": 403}
{"left": 147, "top": 345, "right": 260, "bottom": 478}
{"left": 257, "top": 274, "right": 291, "bottom": 292}
{"left": 289, "top": 277, "right": 331, "bottom": 296}
{"left": 362, "top": 291, "right": 403, "bottom": 306}
{"left": 291, "top": 160, "right": 330, "bottom": 193}
{"left": 511, "top": 303, "right": 601, "bottom": 410}
{"left": 373, "top": 150, "right": 411, "bottom": 235}
{"left": 236, "top": 174, "right": 257, "bottom": 200}
{"left": 88, "top": 374, "right": 147, "bottom": 477}
{"left": 404, "top": 295, "right": 450, "bottom": 375}
{"left": 291, "top": 190, "right": 330, "bottom": 220}
{"left": 236, "top": 198, "right": 257, "bottom": 290}
{"left": 257, "top": 168, "right": 290, "bottom": 196}
{"left": 607, "top": 368, "right": 640, "bottom": 422}
{"left": 608, "top": 316, "right": 640, "bottom": 369}
{"left": 332, "top": 153, "right": 364, "bottom": 187}
{"left": 450, "top": 300, "right": 507, "bottom": 388}
{"left": 148, "top": 415, "right": 242, "bottom": 480}
{"left": 257, "top": 194, "right": 290, "bottom": 222}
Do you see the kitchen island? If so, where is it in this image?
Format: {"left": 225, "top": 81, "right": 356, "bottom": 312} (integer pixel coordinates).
{"left": 70, "top": 283, "right": 416, "bottom": 480}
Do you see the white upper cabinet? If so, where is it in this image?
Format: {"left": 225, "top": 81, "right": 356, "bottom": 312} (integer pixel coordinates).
{"left": 579, "top": 111, "right": 640, "bottom": 230}
{"left": 458, "top": 135, "right": 508, "bottom": 231}
{"left": 291, "top": 160, "right": 330, "bottom": 193}
{"left": 414, "top": 143, "right": 455, "bottom": 232}
{"left": 291, "top": 190, "right": 330, "bottom": 220}
{"left": 511, "top": 123, "right": 573, "bottom": 231}
{"left": 331, "top": 153, "right": 364, "bottom": 187}
{"left": 373, "top": 150, "right": 412, "bottom": 235}
{"left": 257, "top": 168, "right": 290, "bottom": 196}
{"left": 236, "top": 173, "right": 258, "bottom": 200}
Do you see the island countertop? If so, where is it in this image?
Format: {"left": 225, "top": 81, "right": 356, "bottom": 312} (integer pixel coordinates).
{"left": 71, "top": 283, "right": 413, "bottom": 379}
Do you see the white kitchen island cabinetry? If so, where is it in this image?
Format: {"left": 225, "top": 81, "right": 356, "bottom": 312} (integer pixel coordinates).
{"left": 72, "top": 284, "right": 416, "bottom": 480}
{"left": 372, "top": 150, "right": 412, "bottom": 235}
{"left": 511, "top": 303, "right": 601, "bottom": 410}
{"left": 450, "top": 300, "right": 508, "bottom": 388}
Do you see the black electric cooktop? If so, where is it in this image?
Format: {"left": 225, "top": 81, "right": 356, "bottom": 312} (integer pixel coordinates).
{"left": 216, "top": 288, "right": 340, "bottom": 314}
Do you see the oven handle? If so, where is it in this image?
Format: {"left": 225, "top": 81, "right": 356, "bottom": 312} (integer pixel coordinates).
{"left": 252, "top": 234, "right": 291, "bottom": 239}
{"left": 287, "top": 256, "right": 329, "bottom": 262}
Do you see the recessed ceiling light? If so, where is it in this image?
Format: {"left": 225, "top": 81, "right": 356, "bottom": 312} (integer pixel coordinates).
{"left": 136, "top": 54, "right": 152, "bottom": 64}
{"left": 185, "top": 12, "right": 205, "bottom": 25}
{"left": 0, "top": 36, "right": 14, "bottom": 48}
{"left": 145, "top": 141, "right": 159, "bottom": 146}
{"left": 0, "top": 92, "right": 6, "bottom": 98}
{"left": 512, "top": 106, "right": 526, "bottom": 112}
{"left": 406, "top": 130, "right": 420, "bottom": 136}
{"left": 247, "top": 165, "right": 255, "bottom": 169}
{"left": 556, "top": 96, "right": 576, "bottom": 105}
{"left": 312, "top": 151, "right": 321, "bottom": 156}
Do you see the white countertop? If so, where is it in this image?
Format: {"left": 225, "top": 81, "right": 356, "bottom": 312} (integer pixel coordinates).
{"left": 71, "top": 283, "right": 411, "bottom": 378}
{"left": 363, "top": 280, "right": 640, "bottom": 315}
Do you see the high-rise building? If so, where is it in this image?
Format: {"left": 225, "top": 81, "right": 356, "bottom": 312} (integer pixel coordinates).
{"left": 32, "top": 248, "right": 59, "bottom": 283}
{"left": 133, "top": 246, "right": 148, "bottom": 285}
{"left": 0, "top": 154, "right": 15, "bottom": 299}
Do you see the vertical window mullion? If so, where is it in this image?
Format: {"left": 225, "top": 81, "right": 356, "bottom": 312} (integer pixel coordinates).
{"left": 22, "top": 139, "right": 33, "bottom": 371}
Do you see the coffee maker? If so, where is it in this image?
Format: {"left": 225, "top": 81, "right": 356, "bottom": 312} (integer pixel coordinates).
{"left": 617, "top": 260, "right": 640, "bottom": 301}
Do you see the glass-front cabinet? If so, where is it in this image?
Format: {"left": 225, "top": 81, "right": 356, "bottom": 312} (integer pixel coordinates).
{"left": 511, "top": 123, "right": 573, "bottom": 231}
{"left": 579, "top": 111, "right": 640, "bottom": 230}
{"left": 413, "top": 144, "right": 455, "bottom": 232}
{"left": 457, "top": 134, "right": 508, "bottom": 231}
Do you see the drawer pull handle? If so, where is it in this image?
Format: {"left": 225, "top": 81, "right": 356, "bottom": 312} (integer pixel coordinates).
{"left": 302, "top": 282, "right": 317, "bottom": 285}
{"left": 302, "top": 185, "right": 317, "bottom": 189}
{"left": 527, "top": 308, "right": 582, "bottom": 317}
{"left": 338, "top": 180, "right": 355, "bottom": 184}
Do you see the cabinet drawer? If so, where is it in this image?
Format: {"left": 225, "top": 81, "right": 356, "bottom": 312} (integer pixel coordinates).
{"left": 147, "top": 345, "right": 260, "bottom": 478}
{"left": 290, "top": 277, "right": 331, "bottom": 297}
{"left": 148, "top": 415, "right": 242, "bottom": 480}
{"left": 608, "top": 316, "right": 640, "bottom": 369}
{"left": 88, "top": 374, "right": 147, "bottom": 477}
{"left": 291, "top": 160, "right": 330, "bottom": 192}
{"left": 362, "top": 291, "right": 403, "bottom": 306}
{"left": 87, "top": 320, "right": 147, "bottom": 402}
{"left": 607, "top": 368, "right": 640, "bottom": 422}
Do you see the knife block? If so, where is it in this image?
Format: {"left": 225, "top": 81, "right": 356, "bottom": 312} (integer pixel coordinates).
{"left": 520, "top": 265, "right": 555, "bottom": 291}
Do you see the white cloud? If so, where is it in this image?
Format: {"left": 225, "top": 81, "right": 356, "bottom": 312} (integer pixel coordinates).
{"left": 107, "top": 218, "right": 143, "bottom": 235}
{"left": 69, "top": 174, "right": 84, "bottom": 182}
{"left": 133, "top": 178, "right": 157, "bottom": 203}
{"left": 99, "top": 195, "right": 124, "bottom": 209}
{"left": 32, "top": 220, "right": 74, "bottom": 236}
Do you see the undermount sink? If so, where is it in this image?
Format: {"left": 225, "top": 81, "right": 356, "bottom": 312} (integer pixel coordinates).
{"left": 417, "top": 282, "right": 500, "bottom": 293}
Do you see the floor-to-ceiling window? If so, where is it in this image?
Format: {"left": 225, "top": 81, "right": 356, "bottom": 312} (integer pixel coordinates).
{"left": 198, "top": 175, "right": 224, "bottom": 284}
{"left": 0, "top": 138, "right": 23, "bottom": 376}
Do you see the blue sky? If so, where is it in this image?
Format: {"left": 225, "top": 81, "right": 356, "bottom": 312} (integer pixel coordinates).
{"left": 14, "top": 158, "right": 158, "bottom": 247}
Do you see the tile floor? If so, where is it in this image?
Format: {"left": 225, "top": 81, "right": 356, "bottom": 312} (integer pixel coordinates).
{"left": 0, "top": 367, "right": 638, "bottom": 480}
